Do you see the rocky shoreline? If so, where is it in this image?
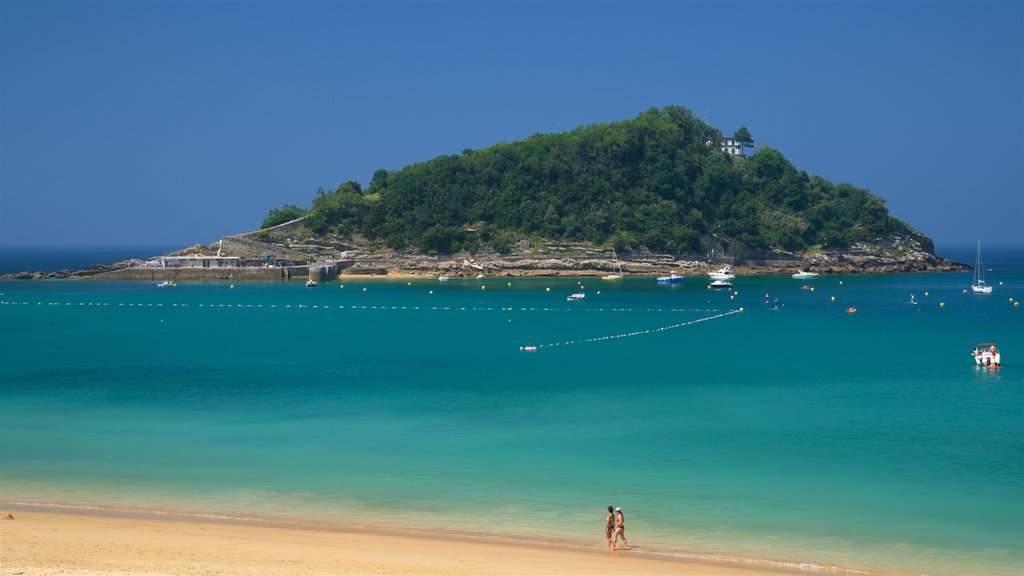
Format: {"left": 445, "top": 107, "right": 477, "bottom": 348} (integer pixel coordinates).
{"left": 1, "top": 245, "right": 969, "bottom": 281}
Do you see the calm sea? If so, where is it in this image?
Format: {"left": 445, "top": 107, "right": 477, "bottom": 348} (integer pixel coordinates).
{"left": 1, "top": 244, "right": 1021, "bottom": 575}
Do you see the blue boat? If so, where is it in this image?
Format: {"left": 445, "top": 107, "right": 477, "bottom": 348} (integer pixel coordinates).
{"left": 656, "top": 271, "right": 684, "bottom": 284}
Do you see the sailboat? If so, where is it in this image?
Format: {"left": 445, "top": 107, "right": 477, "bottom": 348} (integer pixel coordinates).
{"left": 971, "top": 240, "right": 992, "bottom": 294}
{"left": 602, "top": 248, "right": 624, "bottom": 280}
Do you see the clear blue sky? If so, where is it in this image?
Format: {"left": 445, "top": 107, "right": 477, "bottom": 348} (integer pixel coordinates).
{"left": 2, "top": 0, "right": 1021, "bottom": 249}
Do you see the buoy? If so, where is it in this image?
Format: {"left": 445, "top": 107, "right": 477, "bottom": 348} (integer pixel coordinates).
{"left": 546, "top": 287, "right": 550, "bottom": 292}
{"left": 924, "top": 292, "right": 928, "bottom": 296}
{"left": 940, "top": 302, "right": 945, "bottom": 308}
{"left": 363, "top": 287, "right": 367, "bottom": 292}
{"left": 839, "top": 281, "right": 844, "bottom": 285}
{"left": 729, "top": 295, "right": 734, "bottom": 299}
{"left": 507, "top": 282, "right": 511, "bottom": 287}
{"left": 810, "top": 287, "right": 815, "bottom": 292}
{"left": 230, "top": 285, "right": 234, "bottom": 289}
{"left": 340, "top": 284, "right": 344, "bottom": 288}
{"left": 1010, "top": 297, "right": 1014, "bottom": 302}
{"left": 407, "top": 281, "right": 412, "bottom": 286}
{"left": 481, "top": 285, "right": 486, "bottom": 290}
{"left": 429, "top": 290, "right": 433, "bottom": 295}
{"left": 580, "top": 285, "right": 585, "bottom": 290}
{"left": 831, "top": 296, "right": 835, "bottom": 302}
{"left": 597, "top": 291, "right": 601, "bottom": 295}
{"left": 739, "top": 307, "right": 744, "bottom": 312}
{"left": 1015, "top": 301, "right": 1019, "bottom": 307}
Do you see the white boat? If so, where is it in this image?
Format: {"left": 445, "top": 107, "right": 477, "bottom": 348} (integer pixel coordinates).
{"left": 792, "top": 270, "right": 819, "bottom": 279}
{"left": 972, "top": 343, "right": 1001, "bottom": 368}
{"left": 476, "top": 274, "right": 485, "bottom": 280}
{"left": 438, "top": 275, "right": 449, "bottom": 282}
{"left": 566, "top": 292, "right": 586, "bottom": 301}
{"left": 971, "top": 240, "right": 993, "bottom": 293}
{"left": 157, "top": 280, "right": 175, "bottom": 287}
{"left": 709, "top": 279, "right": 733, "bottom": 289}
{"left": 306, "top": 278, "right": 317, "bottom": 287}
{"left": 602, "top": 248, "right": 624, "bottom": 280}
{"left": 656, "top": 271, "right": 684, "bottom": 284}
{"left": 708, "top": 264, "right": 735, "bottom": 280}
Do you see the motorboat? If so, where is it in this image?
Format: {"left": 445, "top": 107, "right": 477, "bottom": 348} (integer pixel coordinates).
{"left": 522, "top": 345, "right": 538, "bottom": 352}
{"left": 708, "top": 265, "right": 735, "bottom": 280}
{"left": 972, "top": 343, "right": 1000, "bottom": 368}
{"left": 438, "top": 275, "right": 449, "bottom": 282}
{"left": 656, "top": 271, "right": 684, "bottom": 284}
{"left": 566, "top": 292, "right": 586, "bottom": 301}
{"left": 306, "top": 278, "right": 318, "bottom": 287}
{"left": 971, "top": 240, "right": 993, "bottom": 293}
{"left": 845, "top": 307, "right": 857, "bottom": 314}
{"left": 792, "top": 270, "right": 819, "bottom": 279}
{"left": 709, "top": 279, "right": 733, "bottom": 289}
{"left": 476, "top": 274, "right": 485, "bottom": 280}
{"left": 157, "top": 280, "right": 175, "bottom": 287}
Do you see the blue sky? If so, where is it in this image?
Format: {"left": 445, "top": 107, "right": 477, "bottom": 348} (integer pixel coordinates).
{"left": 2, "top": 0, "right": 1021, "bottom": 249}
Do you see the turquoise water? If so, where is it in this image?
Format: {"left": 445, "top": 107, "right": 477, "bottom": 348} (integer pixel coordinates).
{"left": 1, "top": 258, "right": 1022, "bottom": 575}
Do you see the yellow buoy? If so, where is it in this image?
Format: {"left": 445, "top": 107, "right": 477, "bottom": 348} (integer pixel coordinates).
{"left": 1010, "top": 297, "right": 1014, "bottom": 302}
{"left": 1015, "top": 301, "right": 1019, "bottom": 307}
{"left": 362, "top": 287, "right": 367, "bottom": 292}
{"left": 739, "top": 307, "right": 744, "bottom": 312}
{"left": 481, "top": 285, "right": 486, "bottom": 290}
{"left": 546, "top": 287, "right": 550, "bottom": 292}
{"left": 340, "top": 284, "right": 344, "bottom": 288}
{"left": 507, "top": 282, "right": 511, "bottom": 287}
{"left": 407, "top": 281, "right": 412, "bottom": 286}
{"left": 962, "top": 289, "right": 967, "bottom": 294}
{"left": 429, "top": 290, "right": 433, "bottom": 295}
{"left": 597, "top": 291, "right": 601, "bottom": 295}
{"left": 230, "top": 285, "right": 234, "bottom": 289}
{"left": 839, "top": 281, "right": 844, "bottom": 285}
{"left": 580, "top": 285, "right": 585, "bottom": 290}
{"left": 924, "top": 292, "right": 928, "bottom": 296}
{"left": 810, "top": 287, "right": 815, "bottom": 292}
{"left": 831, "top": 296, "right": 835, "bottom": 301}
{"left": 940, "top": 302, "right": 945, "bottom": 308}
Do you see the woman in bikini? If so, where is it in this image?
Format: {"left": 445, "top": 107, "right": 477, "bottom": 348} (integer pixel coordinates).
{"left": 613, "top": 507, "right": 630, "bottom": 550}
{"left": 605, "top": 506, "right": 615, "bottom": 549}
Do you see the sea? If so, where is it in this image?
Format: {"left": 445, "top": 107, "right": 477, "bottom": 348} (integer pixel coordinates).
{"left": 1, "top": 243, "right": 1021, "bottom": 575}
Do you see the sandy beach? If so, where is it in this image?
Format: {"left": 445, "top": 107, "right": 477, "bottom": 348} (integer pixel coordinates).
{"left": 0, "top": 506, "right": 793, "bottom": 576}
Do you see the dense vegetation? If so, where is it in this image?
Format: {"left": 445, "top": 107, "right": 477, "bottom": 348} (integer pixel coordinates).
{"left": 263, "top": 106, "right": 913, "bottom": 255}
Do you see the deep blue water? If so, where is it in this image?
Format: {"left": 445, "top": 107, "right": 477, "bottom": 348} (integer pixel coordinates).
{"left": 1, "top": 245, "right": 1022, "bottom": 575}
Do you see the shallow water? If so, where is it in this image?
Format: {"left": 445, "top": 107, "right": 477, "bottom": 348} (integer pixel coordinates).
{"left": 1, "top": 247, "right": 1021, "bottom": 575}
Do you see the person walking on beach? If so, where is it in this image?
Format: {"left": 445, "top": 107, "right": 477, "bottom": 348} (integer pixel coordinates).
{"left": 605, "top": 506, "right": 615, "bottom": 549}
{"left": 613, "top": 507, "right": 630, "bottom": 550}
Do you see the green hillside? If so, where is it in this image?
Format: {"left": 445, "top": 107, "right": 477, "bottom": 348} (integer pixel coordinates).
{"left": 263, "top": 106, "right": 926, "bottom": 256}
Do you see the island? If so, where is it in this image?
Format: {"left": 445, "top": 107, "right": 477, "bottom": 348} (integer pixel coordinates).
{"left": 3, "top": 106, "right": 967, "bottom": 280}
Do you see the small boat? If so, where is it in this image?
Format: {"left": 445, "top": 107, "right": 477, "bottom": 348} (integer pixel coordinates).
{"left": 971, "top": 240, "right": 993, "bottom": 294}
{"left": 157, "top": 280, "right": 175, "bottom": 287}
{"left": 708, "top": 265, "right": 736, "bottom": 280}
{"left": 845, "top": 307, "right": 857, "bottom": 314}
{"left": 438, "top": 275, "right": 449, "bottom": 282}
{"left": 792, "top": 270, "right": 819, "bottom": 279}
{"left": 306, "top": 278, "right": 317, "bottom": 287}
{"left": 566, "top": 292, "right": 586, "bottom": 301}
{"left": 656, "top": 271, "right": 684, "bottom": 284}
{"left": 709, "top": 279, "right": 733, "bottom": 289}
{"left": 602, "top": 248, "right": 624, "bottom": 280}
{"left": 972, "top": 343, "right": 1000, "bottom": 368}
{"left": 476, "top": 274, "right": 485, "bottom": 280}
{"left": 522, "top": 345, "right": 538, "bottom": 352}
{"left": 800, "top": 285, "right": 813, "bottom": 291}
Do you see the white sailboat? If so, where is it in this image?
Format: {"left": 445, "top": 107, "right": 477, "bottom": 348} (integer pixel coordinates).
{"left": 602, "top": 248, "right": 624, "bottom": 280}
{"left": 971, "top": 240, "right": 992, "bottom": 294}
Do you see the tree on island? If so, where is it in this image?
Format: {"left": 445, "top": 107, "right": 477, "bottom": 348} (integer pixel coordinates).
{"left": 733, "top": 126, "right": 753, "bottom": 150}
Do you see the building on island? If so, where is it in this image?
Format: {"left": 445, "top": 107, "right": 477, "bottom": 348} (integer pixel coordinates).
{"left": 705, "top": 133, "right": 746, "bottom": 157}
{"left": 158, "top": 255, "right": 241, "bottom": 269}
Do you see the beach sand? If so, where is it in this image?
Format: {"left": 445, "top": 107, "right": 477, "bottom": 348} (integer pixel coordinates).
{"left": 0, "top": 507, "right": 789, "bottom": 575}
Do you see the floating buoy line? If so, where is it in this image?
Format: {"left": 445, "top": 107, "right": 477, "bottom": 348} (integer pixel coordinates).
{"left": 0, "top": 300, "right": 724, "bottom": 315}
{"left": 519, "top": 309, "right": 741, "bottom": 351}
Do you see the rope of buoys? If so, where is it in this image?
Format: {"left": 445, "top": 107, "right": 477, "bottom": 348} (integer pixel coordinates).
{"left": 519, "top": 309, "right": 741, "bottom": 351}
{"left": 0, "top": 300, "right": 725, "bottom": 315}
